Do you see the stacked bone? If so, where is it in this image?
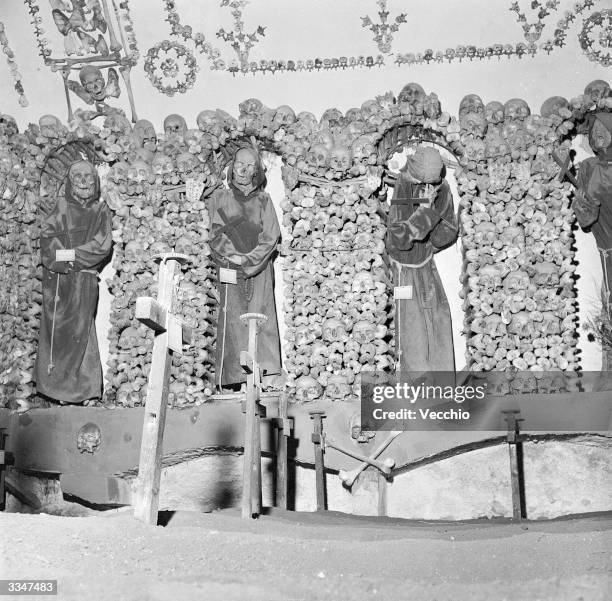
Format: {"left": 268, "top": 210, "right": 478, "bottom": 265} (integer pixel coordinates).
{"left": 104, "top": 115, "right": 218, "bottom": 407}
{"left": 0, "top": 118, "right": 41, "bottom": 409}
{"left": 458, "top": 92, "right": 582, "bottom": 376}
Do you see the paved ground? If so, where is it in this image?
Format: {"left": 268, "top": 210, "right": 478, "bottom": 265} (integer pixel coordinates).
{"left": 1, "top": 508, "right": 610, "bottom": 601}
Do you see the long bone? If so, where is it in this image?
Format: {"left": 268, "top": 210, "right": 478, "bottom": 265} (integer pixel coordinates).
{"left": 322, "top": 434, "right": 396, "bottom": 476}
{"left": 339, "top": 430, "right": 402, "bottom": 487}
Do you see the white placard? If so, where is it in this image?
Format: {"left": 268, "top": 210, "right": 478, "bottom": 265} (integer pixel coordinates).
{"left": 394, "top": 285, "right": 413, "bottom": 300}
{"left": 56, "top": 249, "right": 75, "bottom": 262}
{"left": 219, "top": 267, "right": 237, "bottom": 284}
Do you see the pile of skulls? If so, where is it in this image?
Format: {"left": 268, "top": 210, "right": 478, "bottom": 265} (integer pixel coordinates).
{"left": 0, "top": 116, "right": 41, "bottom": 409}
{"left": 455, "top": 87, "right": 598, "bottom": 375}
{"left": 280, "top": 179, "right": 393, "bottom": 400}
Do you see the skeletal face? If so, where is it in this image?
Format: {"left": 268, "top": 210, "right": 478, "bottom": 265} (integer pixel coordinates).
{"left": 352, "top": 271, "right": 375, "bottom": 293}
{"left": 504, "top": 98, "right": 530, "bottom": 121}
{"left": 321, "top": 107, "right": 344, "bottom": 126}
{"left": 459, "top": 94, "right": 485, "bottom": 118}
{"left": 240, "top": 97, "right": 264, "bottom": 115}
{"left": 77, "top": 422, "right": 102, "bottom": 454}
{"left": 500, "top": 225, "right": 524, "bottom": 246}
{"left": 398, "top": 82, "right": 425, "bottom": 105}
{"left": 128, "top": 159, "right": 152, "bottom": 183}
{"left": 327, "top": 375, "right": 350, "bottom": 400}
{"left": 69, "top": 161, "right": 96, "bottom": 202}
{"left": 110, "top": 160, "right": 130, "bottom": 183}
{"left": 484, "top": 314, "right": 505, "bottom": 337}
{"left": 196, "top": 110, "right": 222, "bottom": 137}
{"left": 541, "top": 311, "right": 561, "bottom": 335}
{"left": 464, "top": 139, "right": 486, "bottom": 162}
{"left": 308, "top": 143, "right": 330, "bottom": 168}
{"left": 584, "top": 79, "right": 610, "bottom": 103}
{"left": 152, "top": 153, "right": 173, "bottom": 176}
{"left": 39, "top": 114, "right": 62, "bottom": 139}
{"left": 352, "top": 320, "right": 376, "bottom": 344}
{"left": 478, "top": 264, "right": 502, "bottom": 289}
{"left": 274, "top": 105, "right": 296, "bottom": 127}
{"left": 485, "top": 101, "right": 504, "bottom": 125}
{"left": 233, "top": 148, "right": 257, "bottom": 186}
{"left": 508, "top": 311, "right": 532, "bottom": 336}
{"left": 295, "top": 375, "right": 323, "bottom": 401}
{"left": 540, "top": 96, "right": 569, "bottom": 118}
{"left": 461, "top": 113, "right": 488, "bottom": 137}
{"left": 80, "top": 66, "right": 106, "bottom": 101}
{"left": 503, "top": 269, "right": 530, "bottom": 293}
{"left": 124, "top": 240, "right": 141, "bottom": 263}
{"left": 323, "top": 318, "right": 347, "bottom": 342}
{"left": 589, "top": 118, "right": 612, "bottom": 153}
{"left": 329, "top": 145, "right": 352, "bottom": 171}
{"left": 176, "top": 152, "right": 198, "bottom": 175}
{"left": 163, "top": 114, "right": 187, "bottom": 140}
{"left": 533, "top": 261, "right": 559, "bottom": 287}
{"left": 134, "top": 119, "right": 157, "bottom": 151}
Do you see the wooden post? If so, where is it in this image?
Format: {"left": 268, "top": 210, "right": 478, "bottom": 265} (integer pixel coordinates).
{"left": 309, "top": 411, "right": 327, "bottom": 511}
{"left": 239, "top": 312, "right": 267, "bottom": 519}
{"left": 504, "top": 410, "right": 526, "bottom": 520}
{"left": 275, "top": 392, "right": 291, "bottom": 510}
{"left": 133, "top": 253, "right": 192, "bottom": 525}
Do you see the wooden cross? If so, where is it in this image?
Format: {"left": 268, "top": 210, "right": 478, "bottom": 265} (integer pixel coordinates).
{"left": 551, "top": 150, "right": 596, "bottom": 206}
{"left": 133, "top": 252, "right": 193, "bottom": 525}
{"left": 239, "top": 312, "right": 268, "bottom": 519}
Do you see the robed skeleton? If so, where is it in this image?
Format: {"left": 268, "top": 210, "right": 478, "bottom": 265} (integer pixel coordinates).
{"left": 208, "top": 147, "right": 282, "bottom": 387}
{"left": 35, "top": 160, "right": 112, "bottom": 403}
{"left": 385, "top": 146, "right": 459, "bottom": 373}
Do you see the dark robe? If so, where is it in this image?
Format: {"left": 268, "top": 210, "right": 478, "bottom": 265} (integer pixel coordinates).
{"left": 386, "top": 175, "right": 458, "bottom": 373}
{"left": 208, "top": 149, "right": 282, "bottom": 386}
{"left": 35, "top": 172, "right": 112, "bottom": 403}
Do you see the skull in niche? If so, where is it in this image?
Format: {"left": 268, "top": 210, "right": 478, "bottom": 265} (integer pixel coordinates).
{"left": 77, "top": 422, "right": 102, "bottom": 454}
{"left": 464, "top": 138, "right": 486, "bottom": 162}
{"left": 128, "top": 159, "right": 153, "bottom": 184}
{"left": 323, "top": 318, "right": 347, "bottom": 342}
{"left": 307, "top": 144, "right": 330, "bottom": 169}
{"left": 152, "top": 152, "right": 174, "bottom": 177}
{"left": 474, "top": 221, "right": 496, "bottom": 243}
{"left": 352, "top": 135, "right": 377, "bottom": 165}
{"left": 329, "top": 144, "right": 352, "bottom": 172}
{"left": 176, "top": 151, "right": 198, "bottom": 176}
{"left": 196, "top": 110, "right": 223, "bottom": 137}
{"left": 540, "top": 96, "right": 569, "bottom": 119}
{"left": 397, "top": 82, "right": 426, "bottom": 105}
{"left": 503, "top": 269, "right": 530, "bottom": 293}
{"left": 504, "top": 98, "right": 530, "bottom": 121}
{"left": 478, "top": 264, "right": 503, "bottom": 290}
{"left": 533, "top": 261, "right": 559, "bottom": 287}
{"left": 294, "top": 375, "right": 323, "bottom": 402}
{"left": 352, "top": 320, "right": 376, "bottom": 344}
{"left": 352, "top": 271, "right": 375, "bottom": 293}
{"left": 274, "top": 105, "right": 296, "bottom": 127}
{"left": 239, "top": 97, "right": 264, "bottom": 115}
{"left": 310, "top": 342, "right": 329, "bottom": 367}
{"left": 460, "top": 113, "right": 488, "bottom": 137}
{"left": 295, "top": 324, "right": 315, "bottom": 347}
{"left": 541, "top": 311, "right": 561, "bottom": 335}
{"left": 326, "top": 374, "right": 351, "bottom": 400}
{"left": 500, "top": 225, "right": 524, "bottom": 246}
{"left": 313, "top": 129, "right": 334, "bottom": 151}
{"left": 459, "top": 94, "right": 485, "bottom": 118}
{"left": 163, "top": 114, "right": 187, "bottom": 142}
{"left": 134, "top": 119, "right": 157, "bottom": 151}
{"left": 109, "top": 160, "right": 130, "bottom": 185}
{"left": 584, "top": 79, "right": 611, "bottom": 104}
{"left": 124, "top": 240, "right": 142, "bottom": 263}
{"left": 38, "top": 114, "right": 64, "bottom": 139}
{"left": 508, "top": 310, "right": 532, "bottom": 336}
{"left": 484, "top": 314, "right": 506, "bottom": 338}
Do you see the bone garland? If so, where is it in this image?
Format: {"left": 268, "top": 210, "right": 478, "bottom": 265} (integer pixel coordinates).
{"left": 0, "top": 22, "right": 29, "bottom": 107}
{"left": 579, "top": 9, "right": 612, "bottom": 67}
{"left": 361, "top": 0, "right": 407, "bottom": 54}
{"left": 509, "top": 0, "right": 560, "bottom": 44}
{"left": 144, "top": 41, "right": 199, "bottom": 96}
{"left": 540, "top": 0, "right": 595, "bottom": 52}
{"left": 216, "top": 1, "right": 266, "bottom": 69}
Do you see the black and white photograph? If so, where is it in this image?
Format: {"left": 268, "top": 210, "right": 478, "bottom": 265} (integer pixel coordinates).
{"left": 0, "top": 1, "right": 611, "bottom": 599}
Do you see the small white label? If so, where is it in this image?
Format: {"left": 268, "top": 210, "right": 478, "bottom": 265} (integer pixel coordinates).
{"left": 219, "top": 267, "right": 237, "bottom": 284}
{"left": 394, "top": 285, "right": 413, "bottom": 300}
{"left": 56, "top": 249, "right": 75, "bottom": 262}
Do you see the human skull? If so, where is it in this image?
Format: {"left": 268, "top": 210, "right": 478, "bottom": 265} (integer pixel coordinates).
{"left": 79, "top": 66, "right": 106, "bottom": 102}
{"left": 508, "top": 310, "right": 532, "bottom": 336}
{"left": 397, "top": 82, "right": 426, "bottom": 105}
{"left": 176, "top": 151, "right": 198, "bottom": 175}
{"left": 352, "top": 320, "right": 376, "bottom": 344}
{"left": 127, "top": 159, "right": 153, "bottom": 184}
{"left": 504, "top": 98, "right": 530, "bottom": 121}
{"left": 478, "top": 264, "right": 503, "bottom": 290}
{"left": 351, "top": 135, "right": 377, "bottom": 165}
{"left": 485, "top": 101, "right": 505, "bottom": 126}
{"left": 294, "top": 375, "right": 323, "bottom": 401}
{"left": 484, "top": 314, "right": 506, "bottom": 338}
{"left": 459, "top": 94, "right": 485, "bottom": 118}
{"left": 152, "top": 152, "right": 173, "bottom": 176}
{"left": 274, "top": 105, "right": 296, "bottom": 127}
{"left": 541, "top": 311, "right": 561, "bottom": 335}
{"left": 533, "top": 261, "right": 559, "bottom": 287}
{"left": 239, "top": 97, "right": 264, "bottom": 115}
{"left": 326, "top": 374, "right": 350, "bottom": 400}
{"left": 589, "top": 118, "right": 612, "bottom": 154}
{"left": 460, "top": 113, "right": 488, "bottom": 138}
{"left": 196, "top": 110, "right": 223, "bottom": 137}
{"left": 133, "top": 119, "right": 157, "bottom": 152}
{"left": 329, "top": 145, "right": 352, "bottom": 172}
{"left": 163, "top": 114, "right": 187, "bottom": 141}
{"left": 77, "top": 422, "right": 102, "bottom": 454}
{"left": 464, "top": 138, "right": 486, "bottom": 162}
{"left": 540, "top": 96, "right": 569, "bottom": 119}
{"left": 323, "top": 318, "right": 347, "bottom": 342}
{"left": 38, "top": 114, "right": 63, "bottom": 139}
{"left": 503, "top": 269, "right": 530, "bottom": 293}
{"left": 109, "top": 160, "right": 130, "bottom": 184}
{"left": 352, "top": 271, "right": 375, "bottom": 293}
{"left": 321, "top": 107, "right": 344, "bottom": 128}
{"left": 584, "top": 80, "right": 611, "bottom": 104}
{"left": 500, "top": 225, "right": 524, "bottom": 246}
{"left": 307, "top": 143, "right": 330, "bottom": 168}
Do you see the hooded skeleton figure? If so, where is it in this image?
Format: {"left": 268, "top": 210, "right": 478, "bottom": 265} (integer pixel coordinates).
{"left": 384, "top": 145, "right": 458, "bottom": 373}
{"left": 574, "top": 112, "right": 612, "bottom": 368}
{"left": 207, "top": 146, "right": 282, "bottom": 387}
{"left": 35, "top": 159, "right": 112, "bottom": 403}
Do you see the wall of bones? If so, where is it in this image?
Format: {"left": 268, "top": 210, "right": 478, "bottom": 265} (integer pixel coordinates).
{"left": 0, "top": 83, "right": 608, "bottom": 408}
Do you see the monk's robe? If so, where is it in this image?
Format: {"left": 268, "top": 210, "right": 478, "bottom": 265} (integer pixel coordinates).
{"left": 35, "top": 172, "right": 112, "bottom": 403}
{"left": 208, "top": 150, "right": 282, "bottom": 387}
{"left": 386, "top": 175, "right": 458, "bottom": 373}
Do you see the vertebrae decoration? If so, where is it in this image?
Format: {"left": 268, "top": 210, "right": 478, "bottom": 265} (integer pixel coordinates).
{"left": 0, "top": 80, "right": 607, "bottom": 409}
